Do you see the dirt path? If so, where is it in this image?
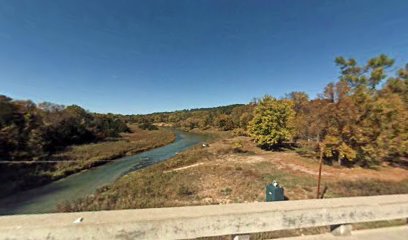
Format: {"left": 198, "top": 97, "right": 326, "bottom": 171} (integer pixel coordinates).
{"left": 206, "top": 137, "right": 408, "bottom": 182}
{"left": 164, "top": 163, "right": 204, "bottom": 173}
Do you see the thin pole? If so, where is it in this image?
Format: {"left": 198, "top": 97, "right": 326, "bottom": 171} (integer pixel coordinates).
{"left": 316, "top": 143, "right": 323, "bottom": 199}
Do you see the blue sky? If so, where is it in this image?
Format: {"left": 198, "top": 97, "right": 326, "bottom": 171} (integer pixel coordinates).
{"left": 1, "top": 0, "right": 407, "bottom": 114}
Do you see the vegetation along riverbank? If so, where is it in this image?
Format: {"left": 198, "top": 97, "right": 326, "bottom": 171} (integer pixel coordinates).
{"left": 0, "top": 97, "right": 175, "bottom": 198}
{"left": 2, "top": 54, "right": 407, "bottom": 207}
{"left": 59, "top": 134, "right": 408, "bottom": 212}
{"left": 58, "top": 55, "right": 408, "bottom": 238}
{"left": 58, "top": 133, "right": 408, "bottom": 238}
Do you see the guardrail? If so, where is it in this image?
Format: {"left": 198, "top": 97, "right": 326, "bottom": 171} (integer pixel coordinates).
{"left": 0, "top": 194, "right": 407, "bottom": 239}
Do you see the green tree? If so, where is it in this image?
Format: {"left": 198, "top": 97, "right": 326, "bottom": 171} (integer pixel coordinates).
{"left": 248, "top": 96, "right": 295, "bottom": 149}
{"left": 335, "top": 54, "right": 394, "bottom": 90}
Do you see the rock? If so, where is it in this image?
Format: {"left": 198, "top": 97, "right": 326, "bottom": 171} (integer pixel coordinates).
{"left": 73, "top": 217, "right": 84, "bottom": 224}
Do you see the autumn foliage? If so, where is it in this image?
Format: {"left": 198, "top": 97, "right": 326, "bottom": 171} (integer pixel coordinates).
{"left": 1, "top": 55, "right": 407, "bottom": 168}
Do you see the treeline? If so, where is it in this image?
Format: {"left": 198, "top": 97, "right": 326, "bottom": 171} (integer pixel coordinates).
{"left": 1, "top": 54, "right": 406, "bottom": 168}
{"left": 249, "top": 55, "right": 408, "bottom": 167}
{"left": 289, "top": 55, "right": 407, "bottom": 167}
{"left": 128, "top": 104, "right": 255, "bottom": 133}
{"left": 129, "top": 55, "right": 407, "bottom": 167}
{"left": 0, "top": 97, "right": 129, "bottom": 161}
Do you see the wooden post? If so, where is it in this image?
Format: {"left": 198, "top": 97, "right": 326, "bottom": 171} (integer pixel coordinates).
{"left": 316, "top": 143, "right": 323, "bottom": 199}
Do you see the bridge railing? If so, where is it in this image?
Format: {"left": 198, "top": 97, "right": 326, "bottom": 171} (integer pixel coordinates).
{"left": 0, "top": 194, "right": 407, "bottom": 239}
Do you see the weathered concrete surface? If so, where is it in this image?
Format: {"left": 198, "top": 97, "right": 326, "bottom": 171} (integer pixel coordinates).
{"left": 275, "top": 226, "right": 408, "bottom": 240}
{"left": 330, "top": 224, "right": 352, "bottom": 236}
{"left": 0, "top": 194, "right": 407, "bottom": 240}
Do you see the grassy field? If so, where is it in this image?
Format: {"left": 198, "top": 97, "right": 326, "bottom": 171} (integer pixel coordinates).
{"left": 48, "top": 125, "right": 176, "bottom": 178}
{"left": 0, "top": 125, "right": 175, "bottom": 198}
{"left": 58, "top": 133, "right": 408, "bottom": 238}
{"left": 59, "top": 135, "right": 408, "bottom": 209}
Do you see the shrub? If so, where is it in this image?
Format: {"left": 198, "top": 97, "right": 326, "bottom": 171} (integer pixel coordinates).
{"left": 138, "top": 122, "right": 158, "bottom": 130}
{"left": 178, "top": 184, "right": 195, "bottom": 196}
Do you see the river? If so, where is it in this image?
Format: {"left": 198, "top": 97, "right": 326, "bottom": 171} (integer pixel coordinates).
{"left": 0, "top": 130, "right": 206, "bottom": 215}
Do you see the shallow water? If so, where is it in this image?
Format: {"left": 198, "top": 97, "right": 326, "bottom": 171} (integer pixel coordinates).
{"left": 0, "top": 130, "right": 206, "bottom": 215}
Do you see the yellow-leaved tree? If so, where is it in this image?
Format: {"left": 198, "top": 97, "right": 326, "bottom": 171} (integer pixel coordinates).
{"left": 248, "top": 96, "right": 295, "bottom": 149}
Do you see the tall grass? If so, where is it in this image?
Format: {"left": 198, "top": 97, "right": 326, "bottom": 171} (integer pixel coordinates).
{"left": 58, "top": 136, "right": 408, "bottom": 212}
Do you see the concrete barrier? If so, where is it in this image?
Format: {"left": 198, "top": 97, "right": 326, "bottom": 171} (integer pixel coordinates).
{"left": 0, "top": 194, "right": 407, "bottom": 239}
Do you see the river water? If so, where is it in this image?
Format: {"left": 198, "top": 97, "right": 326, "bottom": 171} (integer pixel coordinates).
{"left": 0, "top": 130, "right": 206, "bottom": 215}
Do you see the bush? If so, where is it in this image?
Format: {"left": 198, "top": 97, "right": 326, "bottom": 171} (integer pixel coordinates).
{"left": 233, "top": 128, "right": 248, "bottom": 136}
{"left": 138, "top": 122, "right": 158, "bottom": 130}
{"left": 220, "top": 187, "right": 232, "bottom": 196}
{"left": 178, "top": 184, "right": 195, "bottom": 196}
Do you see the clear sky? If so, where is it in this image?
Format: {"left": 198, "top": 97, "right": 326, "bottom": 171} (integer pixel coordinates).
{"left": 1, "top": 0, "right": 407, "bottom": 114}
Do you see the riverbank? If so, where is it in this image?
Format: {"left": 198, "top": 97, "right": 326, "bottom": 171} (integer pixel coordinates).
{"left": 57, "top": 133, "right": 408, "bottom": 238}
{"left": 59, "top": 133, "right": 408, "bottom": 210}
{"left": 0, "top": 125, "right": 176, "bottom": 198}
{"left": 47, "top": 125, "right": 176, "bottom": 178}
{"left": 0, "top": 130, "right": 205, "bottom": 215}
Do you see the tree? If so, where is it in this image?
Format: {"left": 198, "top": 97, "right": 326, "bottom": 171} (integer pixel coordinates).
{"left": 214, "top": 114, "right": 234, "bottom": 131}
{"left": 248, "top": 96, "right": 295, "bottom": 149}
{"left": 382, "top": 64, "right": 408, "bottom": 106}
{"left": 285, "top": 92, "right": 310, "bottom": 141}
{"left": 320, "top": 55, "right": 407, "bottom": 167}
{"left": 335, "top": 54, "right": 394, "bottom": 90}
{"left": 0, "top": 95, "right": 130, "bottom": 160}
{"left": 285, "top": 91, "right": 309, "bottom": 113}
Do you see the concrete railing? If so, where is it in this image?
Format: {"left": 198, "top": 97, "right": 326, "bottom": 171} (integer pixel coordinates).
{"left": 0, "top": 194, "right": 407, "bottom": 239}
